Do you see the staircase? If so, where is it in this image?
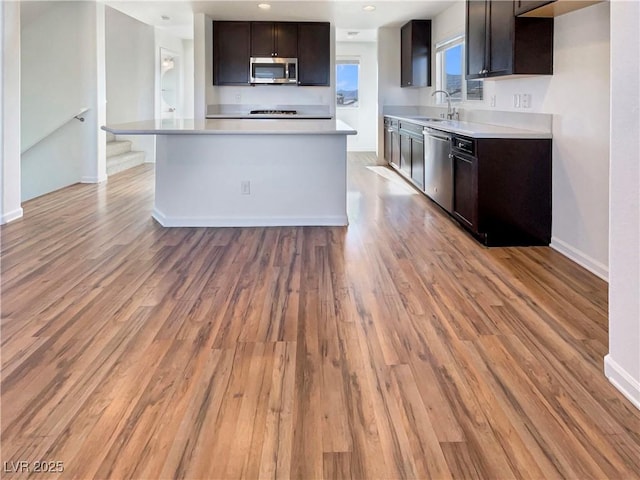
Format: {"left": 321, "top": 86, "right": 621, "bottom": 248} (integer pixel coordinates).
{"left": 106, "top": 132, "right": 145, "bottom": 175}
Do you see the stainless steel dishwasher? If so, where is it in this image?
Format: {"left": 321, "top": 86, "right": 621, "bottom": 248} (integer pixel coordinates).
{"left": 423, "top": 127, "right": 453, "bottom": 213}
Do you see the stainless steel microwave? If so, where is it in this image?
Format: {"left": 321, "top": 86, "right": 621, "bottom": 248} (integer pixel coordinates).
{"left": 250, "top": 57, "right": 298, "bottom": 84}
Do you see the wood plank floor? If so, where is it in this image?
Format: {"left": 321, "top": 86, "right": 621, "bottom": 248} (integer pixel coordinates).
{"left": 2, "top": 153, "right": 639, "bottom": 479}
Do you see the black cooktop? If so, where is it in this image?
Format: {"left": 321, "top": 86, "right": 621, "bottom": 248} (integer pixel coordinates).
{"left": 249, "top": 109, "right": 298, "bottom": 115}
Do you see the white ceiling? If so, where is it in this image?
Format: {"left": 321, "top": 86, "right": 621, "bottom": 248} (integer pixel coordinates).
{"left": 104, "top": 0, "right": 457, "bottom": 39}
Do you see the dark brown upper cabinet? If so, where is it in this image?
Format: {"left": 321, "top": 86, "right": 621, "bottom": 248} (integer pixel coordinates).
{"left": 250, "top": 22, "right": 298, "bottom": 58}
{"left": 466, "top": 0, "right": 553, "bottom": 80}
{"left": 297, "top": 22, "right": 330, "bottom": 86}
{"left": 400, "top": 20, "right": 432, "bottom": 88}
{"left": 213, "top": 21, "right": 251, "bottom": 85}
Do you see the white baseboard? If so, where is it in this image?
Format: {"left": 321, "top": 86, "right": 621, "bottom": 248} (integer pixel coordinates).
{"left": 604, "top": 354, "right": 640, "bottom": 410}
{"left": 152, "top": 208, "right": 348, "bottom": 227}
{"left": 550, "top": 236, "right": 608, "bottom": 282}
{"left": 1, "top": 207, "right": 24, "bottom": 225}
{"left": 81, "top": 174, "right": 108, "bottom": 184}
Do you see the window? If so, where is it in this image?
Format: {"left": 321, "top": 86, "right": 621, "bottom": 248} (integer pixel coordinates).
{"left": 435, "top": 36, "right": 483, "bottom": 102}
{"left": 336, "top": 59, "right": 359, "bottom": 107}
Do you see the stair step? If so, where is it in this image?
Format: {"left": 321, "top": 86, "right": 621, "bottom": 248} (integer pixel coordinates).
{"left": 107, "top": 151, "right": 145, "bottom": 176}
{"left": 106, "top": 131, "right": 116, "bottom": 143}
{"left": 106, "top": 140, "right": 132, "bottom": 158}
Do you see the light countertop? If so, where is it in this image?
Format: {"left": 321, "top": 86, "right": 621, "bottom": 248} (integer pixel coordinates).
{"left": 102, "top": 118, "right": 357, "bottom": 136}
{"left": 205, "top": 113, "right": 333, "bottom": 119}
{"left": 385, "top": 114, "right": 552, "bottom": 139}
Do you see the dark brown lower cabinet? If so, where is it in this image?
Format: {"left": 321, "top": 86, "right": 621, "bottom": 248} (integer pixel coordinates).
{"left": 384, "top": 123, "right": 392, "bottom": 164}
{"left": 452, "top": 135, "right": 552, "bottom": 246}
{"left": 385, "top": 116, "right": 551, "bottom": 247}
{"left": 400, "top": 133, "right": 412, "bottom": 177}
{"left": 391, "top": 129, "right": 400, "bottom": 168}
{"left": 452, "top": 152, "right": 478, "bottom": 231}
{"left": 399, "top": 120, "right": 424, "bottom": 188}
{"left": 383, "top": 117, "right": 400, "bottom": 168}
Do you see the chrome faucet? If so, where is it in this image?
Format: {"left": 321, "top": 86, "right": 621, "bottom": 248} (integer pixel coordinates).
{"left": 432, "top": 90, "right": 457, "bottom": 120}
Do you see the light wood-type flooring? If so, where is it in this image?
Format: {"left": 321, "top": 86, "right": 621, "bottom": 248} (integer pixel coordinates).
{"left": 2, "top": 154, "right": 639, "bottom": 479}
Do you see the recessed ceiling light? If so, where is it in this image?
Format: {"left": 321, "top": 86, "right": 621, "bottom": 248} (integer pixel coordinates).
{"left": 362, "top": 5, "right": 376, "bottom": 12}
{"left": 258, "top": 3, "right": 271, "bottom": 9}
{"left": 161, "top": 15, "right": 171, "bottom": 21}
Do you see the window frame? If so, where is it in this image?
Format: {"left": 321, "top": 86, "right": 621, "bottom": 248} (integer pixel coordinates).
{"left": 335, "top": 58, "right": 360, "bottom": 109}
{"left": 435, "top": 35, "right": 483, "bottom": 103}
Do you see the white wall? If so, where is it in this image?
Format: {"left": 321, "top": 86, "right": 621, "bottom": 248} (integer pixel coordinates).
{"left": 605, "top": 0, "right": 640, "bottom": 410}
{"left": 182, "top": 39, "right": 195, "bottom": 118}
{"left": 1, "top": 1, "right": 23, "bottom": 223}
{"left": 429, "top": 2, "right": 610, "bottom": 280}
{"left": 377, "top": 27, "right": 425, "bottom": 108}
{"left": 155, "top": 27, "right": 195, "bottom": 120}
{"left": 21, "top": 1, "right": 106, "bottom": 201}
{"left": 336, "top": 41, "right": 377, "bottom": 152}
{"left": 106, "top": 6, "right": 155, "bottom": 162}
{"left": 94, "top": 2, "right": 107, "bottom": 184}
{"left": 193, "top": 13, "right": 212, "bottom": 119}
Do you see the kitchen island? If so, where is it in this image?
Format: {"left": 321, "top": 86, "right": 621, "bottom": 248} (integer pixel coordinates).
{"left": 102, "top": 118, "right": 356, "bottom": 227}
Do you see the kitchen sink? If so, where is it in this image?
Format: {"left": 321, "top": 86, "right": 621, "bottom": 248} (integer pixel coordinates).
{"left": 411, "top": 116, "right": 447, "bottom": 122}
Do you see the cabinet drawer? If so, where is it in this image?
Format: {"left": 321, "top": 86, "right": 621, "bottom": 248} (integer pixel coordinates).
{"left": 384, "top": 117, "right": 399, "bottom": 130}
{"left": 452, "top": 135, "right": 475, "bottom": 156}
{"left": 399, "top": 121, "right": 424, "bottom": 137}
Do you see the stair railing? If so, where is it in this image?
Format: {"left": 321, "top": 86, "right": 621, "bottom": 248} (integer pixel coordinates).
{"left": 21, "top": 107, "right": 90, "bottom": 154}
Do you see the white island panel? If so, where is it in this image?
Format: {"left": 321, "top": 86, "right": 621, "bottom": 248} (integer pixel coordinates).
{"left": 153, "top": 133, "right": 348, "bottom": 227}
